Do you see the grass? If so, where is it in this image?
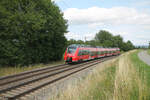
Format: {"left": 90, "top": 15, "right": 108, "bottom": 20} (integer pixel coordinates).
{"left": 0, "top": 60, "right": 64, "bottom": 77}
{"left": 148, "top": 49, "right": 150, "bottom": 55}
{"left": 51, "top": 50, "right": 150, "bottom": 100}
{"left": 51, "top": 58, "right": 118, "bottom": 100}
{"left": 81, "top": 65, "right": 116, "bottom": 100}
{"left": 130, "top": 50, "right": 150, "bottom": 99}
{"left": 113, "top": 50, "right": 148, "bottom": 100}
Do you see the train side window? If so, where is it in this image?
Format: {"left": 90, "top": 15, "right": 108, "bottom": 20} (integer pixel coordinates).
{"left": 90, "top": 51, "right": 92, "bottom": 56}
{"left": 78, "top": 50, "right": 80, "bottom": 56}
{"left": 96, "top": 51, "right": 98, "bottom": 55}
{"left": 84, "top": 50, "right": 86, "bottom": 55}
{"left": 88, "top": 50, "right": 91, "bottom": 56}
{"left": 99, "top": 51, "right": 100, "bottom": 55}
{"left": 92, "top": 51, "right": 94, "bottom": 55}
{"left": 81, "top": 50, "right": 84, "bottom": 55}
{"left": 78, "top": 50, "right": 82, "bottom": 56}
{"left": 87, "top": 50, "right": 89, "bottom": 55}
{"left": 95, "top": 51, "right": 97, "bottom": 55}
{"left": 85, "top": 50, "right": 88, "bottom": 55}
{"left": 90, "top": 51, "right": 93, "bottom": 56}
{"left": 82, "top": 50, "right": 85, "bottom": 55}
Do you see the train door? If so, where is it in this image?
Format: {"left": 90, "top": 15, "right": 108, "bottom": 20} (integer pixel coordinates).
{"left": 88, "top": 48, "right": 93, "bottom": 60}
{"left": 78, "top": 49, "right": 83, "bottom": 61}
{"left": 84, "top": 49, "right": 89, "bottom": 60}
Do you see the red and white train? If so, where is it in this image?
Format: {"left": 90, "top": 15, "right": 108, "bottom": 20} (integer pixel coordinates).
{"left": 64, "top": 44, "right": 120, "bottom": 63}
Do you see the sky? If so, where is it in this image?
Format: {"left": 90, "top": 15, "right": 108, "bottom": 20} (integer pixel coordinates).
{"left": 53, "top": 0, "right": 150, "bottom": 46}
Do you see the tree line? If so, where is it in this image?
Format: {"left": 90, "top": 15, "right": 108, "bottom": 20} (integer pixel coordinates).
{"left": 68, "top": 30, "right": 135, "bottom": 51}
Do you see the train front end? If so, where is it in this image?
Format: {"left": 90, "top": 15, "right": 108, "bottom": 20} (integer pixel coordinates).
{"left": 64, "top": 45, "right": 79, "bottom": 63}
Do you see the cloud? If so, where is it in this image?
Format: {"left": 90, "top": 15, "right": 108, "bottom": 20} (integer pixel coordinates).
{"left": 64, "top": 6, "right": 150, "bottom": 45}
{"left": 51, "top": 0, "right": 62, "bottom": 2}
{"left": 135, "top": 1, "right": 150, "bottom": 6}
{"left": 64, "top": 7, "right": 150, "bottom": 26}
{"left": 102, "top": 29, "right": 128, "bottom": 36}
{"left": 65, "top": 32, "right": 95, "bottom": 41}
{"left": 65, "top": 32, "right": 81, "bottom": 40}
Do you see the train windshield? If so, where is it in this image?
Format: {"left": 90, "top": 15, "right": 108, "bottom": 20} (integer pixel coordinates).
{"left": 67, "top": 46, "right": 76, "bottom": 54}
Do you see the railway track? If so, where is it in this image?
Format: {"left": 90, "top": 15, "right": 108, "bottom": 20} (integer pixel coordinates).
{"left": 0, "top": 56, "right": 117, "bottom": 100}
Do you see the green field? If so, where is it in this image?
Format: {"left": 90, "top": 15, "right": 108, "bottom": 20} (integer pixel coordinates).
{"left": 51, "top": 50, "right": 150, "bottom": 100}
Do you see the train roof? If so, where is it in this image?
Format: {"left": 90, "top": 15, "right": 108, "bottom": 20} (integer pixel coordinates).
{"left": 68, "top": 44, "right": 120, "bottom": 49}
{"left": 68, "top": 44, "right": 102, "bottom": 48}
{"left": 68, "top": 44, "right": 94, "bottom": 48}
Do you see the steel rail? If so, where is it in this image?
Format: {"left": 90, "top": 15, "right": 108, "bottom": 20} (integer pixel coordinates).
{"left": 0, "top": 56, "right": 117, "bottom": 100}
{"left": 7, "top": 56, "right": 115, "bottom": 100}
{"left": 0, "top": 64, "right": 67, "bottom": 81}
{"left": 0, "top": 58, "right": 102, "bottom": 94}
{"left": 0, "top": 65, "right": 70, "bottom": 86}
{"left": 9, "top": 60, "right": 104, "bottom": 100}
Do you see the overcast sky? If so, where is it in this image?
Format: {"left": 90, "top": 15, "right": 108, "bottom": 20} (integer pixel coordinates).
{"left": 53, "top": 0, "right": 150, "bottom": 46}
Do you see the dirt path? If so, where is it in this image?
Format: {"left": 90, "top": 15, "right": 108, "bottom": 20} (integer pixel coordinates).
{"left": 138, "top": 51, "right": 150, "bottom": 66}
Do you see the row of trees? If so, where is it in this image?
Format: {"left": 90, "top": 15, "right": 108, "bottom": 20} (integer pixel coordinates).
{"left": 68, "top": 30, "right": 135, "bottom": 51}
{"left": 0, "top": 0, "right": 68, "bottom": 66}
